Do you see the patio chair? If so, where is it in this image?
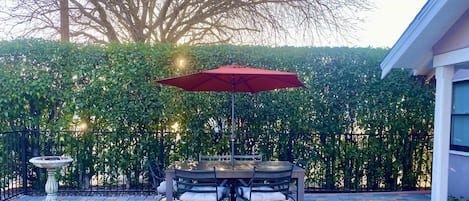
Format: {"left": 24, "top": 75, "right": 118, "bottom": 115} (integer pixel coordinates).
{"left": 237, "top": 165, "right": 294, "bottom": 201}
{"left": 174, "top": 167, "right": 228, "bottom": 201}
{"left": 146, "top": 159, "right": 175, "bottom": 201}
{"left": 231, "top": 154, "right": 264, "bottom": 187}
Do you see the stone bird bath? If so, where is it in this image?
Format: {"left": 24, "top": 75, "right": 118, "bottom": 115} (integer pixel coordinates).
{"left": 29, "top": 156, "right": 73, "bottom": 201}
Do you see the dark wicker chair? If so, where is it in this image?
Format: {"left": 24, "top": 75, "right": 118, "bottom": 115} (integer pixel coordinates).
{"left": 174, "top": 167, "right": 228, "bottom": 201}
{"left": 146, "top": 159, "right": 168, "bottom": 201}
{"left": 237, "top": 165, "right": 294, "bottom": 201}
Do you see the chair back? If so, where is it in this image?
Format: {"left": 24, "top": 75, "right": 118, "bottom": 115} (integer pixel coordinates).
{"left": 248, "top": 165, "right": 294, "bottom": 200}
{"left": 146, "top": 159, "right": 165, "bottom": 190}
{"left": 174, "top": 167, "right": 221, "bottom": 200}
{"left": 233, "top": 154, "right": 262, "bottom": 161}
{"left": 199, "top": 153, "right": 231, "bottom": 161}
{"left": 199, "top": 153, "right": 262, "bottom": 161}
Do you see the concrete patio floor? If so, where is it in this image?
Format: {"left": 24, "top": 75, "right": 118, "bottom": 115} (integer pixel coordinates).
{"left": 12, "top": 191, "right": 431, "bottom": 201}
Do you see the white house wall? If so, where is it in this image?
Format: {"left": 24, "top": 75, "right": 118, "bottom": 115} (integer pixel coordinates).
{"left": 449, "top": 153, "right": 469, "bottom": 198}
{"left": 431, "top": 7, "right": 469, "bottom": 199}
{"left": 380, "top": 1, "right": 469, "bottom": 200}
{"left": 448, "top": 69, "right": 469, "bottom": 199}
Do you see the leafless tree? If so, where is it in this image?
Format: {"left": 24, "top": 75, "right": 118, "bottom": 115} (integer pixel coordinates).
{"left": 1, "top": 0, "right": 371, "bottom": 45}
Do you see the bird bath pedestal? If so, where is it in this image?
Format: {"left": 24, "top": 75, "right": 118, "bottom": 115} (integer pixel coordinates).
{"left": 29, "top": 156, "right": 73, "bottom": 201}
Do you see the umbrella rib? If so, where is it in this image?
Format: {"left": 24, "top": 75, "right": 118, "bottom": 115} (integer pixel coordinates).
{"left": 236, "top": 75, "right": 304, "bottom": 93}
{"left": 186, "top": 74, "right": 216, "bottom": 91}
{"left": 205, "top": 73, "right": 237, "bottom": 91}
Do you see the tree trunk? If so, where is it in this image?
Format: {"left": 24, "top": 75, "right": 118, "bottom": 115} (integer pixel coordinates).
{"left": 60, "top": 0, "right": 70, "bottom": 42}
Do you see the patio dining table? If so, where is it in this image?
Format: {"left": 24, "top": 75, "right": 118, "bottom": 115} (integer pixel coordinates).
{"left": 165, "top": 160, "right": 305, "bottom": 201}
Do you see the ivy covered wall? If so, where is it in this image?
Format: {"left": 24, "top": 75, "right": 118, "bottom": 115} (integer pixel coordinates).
{"left": 0, "top": 39, "right": 434, "bottom": 191}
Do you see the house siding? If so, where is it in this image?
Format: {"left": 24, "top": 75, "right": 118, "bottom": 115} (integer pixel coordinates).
{"left": 448, "top": 153, "right": 469, "bottom": 198}
{"left": 433, "top": 9, "right": 469, "bottom": 55}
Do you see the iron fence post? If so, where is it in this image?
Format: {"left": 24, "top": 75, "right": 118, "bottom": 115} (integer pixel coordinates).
{"left": 21, "top": 130, "right": 28, "bottom": 193}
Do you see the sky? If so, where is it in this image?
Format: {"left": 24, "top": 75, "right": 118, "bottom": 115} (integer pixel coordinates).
{"left": 351, "top": 0, "right": 428, "bottom": 48}
{"left": 0, "top": 0, "right": 428, "bottom": 48}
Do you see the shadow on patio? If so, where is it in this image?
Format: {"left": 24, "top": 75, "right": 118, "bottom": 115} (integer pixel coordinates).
{"left": 12, "top": 191, "right": 431, "bottom": 201}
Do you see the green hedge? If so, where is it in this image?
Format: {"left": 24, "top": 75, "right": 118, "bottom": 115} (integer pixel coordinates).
{"left": 0, "top": 39, "right": 434, "bottom": 191}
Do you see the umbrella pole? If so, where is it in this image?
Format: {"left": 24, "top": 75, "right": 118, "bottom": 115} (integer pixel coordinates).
{"left": 231, "top": 92, "right": 235, "bottom": 167}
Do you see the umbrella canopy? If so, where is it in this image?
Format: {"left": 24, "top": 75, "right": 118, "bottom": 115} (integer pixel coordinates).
{"left": 155, "top": 65, "right": 305, "bottom": 93}
{"left": 155, "top": 65, "right": 305, "bottom": 166}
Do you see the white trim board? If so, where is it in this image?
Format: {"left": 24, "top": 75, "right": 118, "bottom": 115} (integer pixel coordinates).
{"left": 450, "top": 150, "right": 469, "bottom": 157}
{"left": 433, "top": 47, "right": 469, "bottom": 67}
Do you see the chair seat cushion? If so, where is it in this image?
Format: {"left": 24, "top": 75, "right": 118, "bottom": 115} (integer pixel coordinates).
{"left": 179, "top": 186, "right": 226, "bottom": 201}
{"left": 239, "top": 186, "right": 288, "bottom": 201}
{"left": 156, "top": 180, "right": 176, "bottom": 194}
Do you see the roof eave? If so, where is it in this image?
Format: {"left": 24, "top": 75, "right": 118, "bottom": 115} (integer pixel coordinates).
{"left": 380, "top": 0, "right": 466, "bottom": 79}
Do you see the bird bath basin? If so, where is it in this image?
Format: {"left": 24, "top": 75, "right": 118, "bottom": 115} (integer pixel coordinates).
{"left": 30, "top": 156, "right": 73, "bottom": 169}
{"left": 30, "top": 156, "right": 73, "bottom": 201}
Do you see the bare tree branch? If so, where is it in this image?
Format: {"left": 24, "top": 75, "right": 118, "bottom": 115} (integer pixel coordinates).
{"left": 1, "top": 0, "right": 372, "bottom": 45}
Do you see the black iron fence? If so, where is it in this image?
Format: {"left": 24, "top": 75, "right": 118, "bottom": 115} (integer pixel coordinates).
{"left": 300, "top": 132, "right": 432, "bottom": 192}
{"left": 1, "top": 131, "right": 27, "bottom": 200}
{"left": 1, "top": 130, "right": 432, "bottom": 200}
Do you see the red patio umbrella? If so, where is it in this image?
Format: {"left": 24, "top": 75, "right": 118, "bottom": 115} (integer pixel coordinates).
{"left": 155, "top": 65, "right": 305, "bottom": 166}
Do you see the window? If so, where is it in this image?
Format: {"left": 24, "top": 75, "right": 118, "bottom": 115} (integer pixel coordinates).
{"left": 451, "top": 81, "right": 469, "bottom": 152}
